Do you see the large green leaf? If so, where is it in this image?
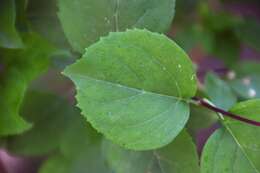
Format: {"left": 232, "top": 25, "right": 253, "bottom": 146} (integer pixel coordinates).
{"left": 0, "top": 33, "right": 56, "bottom": 136}
{"left": 0, "top": 0, "right": 24, "bottom": 48}
{"left": 103, "top": 129, "right": 200, "bottom": 173}
{"left": 223, "top": 99, "right": 260, "bottom": 172}
{"left": 6, "top": 91, "right": 74, "bottom": 156}
{"left": 63, "top": 29, "right": 197, "bottom": 150}
{"left": 201, "top": 128, "right": 256, "bottom": 173}
{"left": 58, "top": 0, "right": 176, "bottom": 53}
{"left": 205, "top": 72, "right": 237, "bottom": 110}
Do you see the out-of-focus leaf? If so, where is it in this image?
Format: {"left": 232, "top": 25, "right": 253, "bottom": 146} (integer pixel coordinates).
{"left": 236, "top": 19, "right": 260, "bottom": 51}
{"left": 0, "top": 33, "right": 56, "bottom": 136}
{"left": 63, "top": 29, "right": 197, "bottom": 150}
{"left": 186, "top": 105, "right": 218, "bottom": 137}
{"left": 205, "top": 72, "right": 237, "bottom": 110}
{"left": 0, "top": 0, "right": 23, "bottom": 48}
{"left": 27, "top": 0, "right": 70, "bottom": 50}
{"left": 201, "top": 128, "right": 256, "bottom": 173}
{"left": 174, "top": 25, "right": 214, "bottom": 52}
{"left": 40, "top": 117, "right": 112, "bottom": 173}
{"left": 6, "top": 91, "right": 74, "bottom": 156}
{"left": 103, "top": 130, "right": 200, "bottom": 173}
{"left": 231, "top": 62, "right": 260, "bottom": 77}
{"left": 58, "top": 0, "right": 176, "bottom": 53}
{"left": 230, "top": 75, "right": 260, "bottom": 99}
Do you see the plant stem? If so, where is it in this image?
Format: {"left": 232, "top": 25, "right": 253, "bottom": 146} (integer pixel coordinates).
{"left": 191, "top": 97, "right": 260, "bottom": 127}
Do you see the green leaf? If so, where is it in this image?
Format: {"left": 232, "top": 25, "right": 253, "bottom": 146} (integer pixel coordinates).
{"left": 201, "top": 128, "right": 256, "bottom": 173}
{"left": 235, "top": 19, "right": 260, "bottom": 51}
{"left": 224, "top": 99, "right": 260, "bottom": 172}
{"left": 39, "top": 154, "right": 71, "bottom": 173}
{"left": 103, "top": 129, "right": 200, "bottom": 173}
{"left": 0, "top": 0, "right": 24, "bottom": 48}
{"left": 40, "top": 119, "right": 112, "bottom": 173}
{"left": 58, "top": 0, "right": 176, "bottom": 53}
{"left": 63, "top": 29, "right": 197, "bottom": 150}
{"left": 230, "top": 75, "right": 260, "bottom": 99}
{"left": 60, "top": 112, "right": 101, "bottom": 158}
{"left": 205, "top": 72, "right": 237, "bottom": 110}
{"left": 6, "top": 91, "right": 74, "bottom": 156}
{"left": 0, "top": 33, "right": 56, "bottom": 136}
{"left": 186, "top": 105, "right": 218, "bottom": 137}
{"left": 27, "top": 0, "right": 70, "bottom": 50}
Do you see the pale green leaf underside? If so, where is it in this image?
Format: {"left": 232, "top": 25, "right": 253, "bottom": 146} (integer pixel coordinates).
{"left": 201, "top": 128, "right": 256, "bottom": 173}
{"left": 103, "top": 129, "right": 200, "bottom": 173}
{"left": 58, "top": 0, "right": 176, "bottom": 53}
{"left": 64, "top": 29, "right": 197, "bottom": 150}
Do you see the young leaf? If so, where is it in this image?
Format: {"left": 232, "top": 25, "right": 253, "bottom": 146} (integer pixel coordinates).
{"left": 0, "top": 0, "right": 24, "bottom": 48}
{"left": 6, "top": 91, "right": 74, "bottom": 156}
{"left": 63, "top": 29, "right": 197, "bottom": 150}
{"left": 201, "top": 128, "right": 256, "bottom": 173}
{"left": 103, "top": 129, "right": 200, "bottom": 173}
{"left": 0, "top": 33, "right": 56, "bottom": 136}
{"left": 205, "top": 72, "right": 237, "bottom": 110}
{"left": 224, "top": 99, "right": 260, "bottom": 172}
{"left": 58, "top": 0, "right": 176, "bottom": 53}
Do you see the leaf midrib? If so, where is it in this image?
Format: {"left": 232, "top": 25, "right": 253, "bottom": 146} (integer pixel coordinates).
{"left": 64, "top": 72, "right": 189, "bottom": 103}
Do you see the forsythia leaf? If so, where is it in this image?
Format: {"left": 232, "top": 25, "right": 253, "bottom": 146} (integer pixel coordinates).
{"left": 201, "top": 128, "right": 256, "bottom": 173}
{"left": 103, "top": 130, "right": 200, "bottom": 173}
{"left": 58, "top": 0, "right": 176, "bottom": 53}
{"left": 63, "top": 29, "right": 197, "bottom": 150}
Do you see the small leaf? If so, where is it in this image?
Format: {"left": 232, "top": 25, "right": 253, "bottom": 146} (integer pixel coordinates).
{"left": 0, "top": 0, "right": 23, "bottom": 48}
{"left": 205, "top": 72, "right": 237, "bottom": 110}
{"left": 201, "top": 128, "right": 256, "bottom": 173}
{"left": 63, "top": 29, "right": 197, "bottom": 150}
{"left": 58, "top": 0, "right": 176, "bottom": 53}
{"left": 103, "top": 130, "right": 200, "bottom": 173}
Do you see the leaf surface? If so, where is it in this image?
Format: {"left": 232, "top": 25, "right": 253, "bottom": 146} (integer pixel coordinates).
{"left": 58, "top": 0, "right": 176, "bottom": 52}
{"left": 103, "top": 130, "right": 200, "bottom": 173}
{"left": 201, "top": 128, "right": 256, "bottom": 173}
{"left": 63, "top": 29, "right": 197, "bottom": 150}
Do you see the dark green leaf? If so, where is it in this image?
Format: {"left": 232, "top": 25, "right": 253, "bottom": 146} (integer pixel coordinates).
{"left": 58, "top": 0, "right": 176, "bottom": 53}
{"left": 6, "top": 91, "right": 74, "bottom": 156}
{"left": 0, "top": 0, "right": 23, "bottom": 48}
{"left": 103, "top": 130, "right": 200, "bottom": 173}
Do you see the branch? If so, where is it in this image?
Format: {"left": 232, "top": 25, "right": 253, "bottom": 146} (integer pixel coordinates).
{"left": 191, "top": 97, "right": 260, "bottom": 127}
